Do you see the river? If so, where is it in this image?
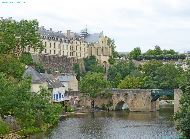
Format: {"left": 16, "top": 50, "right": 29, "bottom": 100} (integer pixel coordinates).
{"left": 33, "top": 105, "right": 180, "bottom": 139}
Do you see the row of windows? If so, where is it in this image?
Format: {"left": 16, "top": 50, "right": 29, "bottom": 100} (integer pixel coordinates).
{"left": 44, "top": 42, "right": 86, "bottom": 52}
{"left": 44, "top": 49, "right": 84, "bottom": 57}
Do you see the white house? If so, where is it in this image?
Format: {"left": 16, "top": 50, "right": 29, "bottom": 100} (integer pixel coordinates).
{"left": 24, "top": 66, "right": 67, "bottom": 102}
{"left": 41, "top": 73, "right": 66, "bottom": 102}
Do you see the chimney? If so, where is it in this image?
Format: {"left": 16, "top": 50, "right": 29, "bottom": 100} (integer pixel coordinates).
{"left": 67, "top": 30, "right": 71, "bottom": 38}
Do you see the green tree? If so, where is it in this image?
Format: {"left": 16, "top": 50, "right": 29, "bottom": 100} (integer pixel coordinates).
{"left": 118, "top": 76, "right": 143, "bottom": 89}
{"left": 128, "top": 47, "right": 141, "bottom": 60}
{"left": 0, "top": 18, "right": 61, "bottom": 136}
{"left": 107, "top": 38, "right": 118, "bottom": 65}
{"left": 20, "top": 52, "right": 33, "bottom": 65}
{"left": 0, "top": 54, "right": 25, "bottom": 79}
{"left": 84, "top": 56, "right": 104, "bottom": 73}
{"left": 0, "top": 18, "right": 44, "bottom": 56}
{"left": 107, "top": 61, "right": 136, "bottom": 87}
{"left": 174, "top": 69, "right": 190, "bottom": 138}
{"left": 34, "top": 63, "right": 45, "bottom": 73}
{"left": 155, "top": 64, "right": 180, "bottom": 89}
{"left": 80, "top": 72, "right": 109, "bottom": 108}
{"left": 141, "top": 60, "right": 163, "bottom": 77}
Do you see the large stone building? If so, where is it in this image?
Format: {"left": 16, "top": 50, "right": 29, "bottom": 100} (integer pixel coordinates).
{"left": 25, "top": 27, "right": 112, "bottom": 65}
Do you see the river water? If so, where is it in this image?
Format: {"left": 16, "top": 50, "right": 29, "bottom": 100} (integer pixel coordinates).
{"left": 36, "top": 106, "right": 180, "bottom": 139}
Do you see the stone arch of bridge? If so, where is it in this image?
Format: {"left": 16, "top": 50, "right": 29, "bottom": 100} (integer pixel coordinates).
{"left": 115, "top": 100, "right": 128, "bottom": 111}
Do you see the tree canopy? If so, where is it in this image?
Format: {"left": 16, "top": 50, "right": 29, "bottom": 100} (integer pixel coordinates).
{"left": 80, "top": 72, "right": 109, "bottom": 99}
{"left": 0, "top": 18, "right": 61, "bottom": 136}
{"left": 0, "top": 18, "right": 44, "bottom": 56}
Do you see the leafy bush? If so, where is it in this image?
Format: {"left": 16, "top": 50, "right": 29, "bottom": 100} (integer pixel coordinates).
{"left": 0, "top": 120, "right": 10, "bottom": 136}
{"left": 18, "top": 126, "right": 42, "bottom": 136}
{"left": 65, "top": 105, "right": 74, "bottom": 112}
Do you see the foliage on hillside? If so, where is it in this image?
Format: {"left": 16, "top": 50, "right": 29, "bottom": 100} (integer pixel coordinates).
{"left": 108, "top": 60, "right": 183, "bottom": 89}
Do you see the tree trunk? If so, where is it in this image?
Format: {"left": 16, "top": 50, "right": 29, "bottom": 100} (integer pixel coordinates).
{"left": 91, "top": 99, "right": 95, "bottom": 109}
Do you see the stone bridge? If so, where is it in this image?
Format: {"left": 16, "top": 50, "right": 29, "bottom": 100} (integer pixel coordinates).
{"left": 67, "top": 89, "right": 182, "bottom": 112}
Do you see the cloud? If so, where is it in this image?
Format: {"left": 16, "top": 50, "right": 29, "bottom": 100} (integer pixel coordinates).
{"left": 1, "top": 0, "right": 190, "bottom": 52}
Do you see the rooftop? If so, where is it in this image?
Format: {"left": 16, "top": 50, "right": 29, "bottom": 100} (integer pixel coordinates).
{"left": 84, "top": 32, "right": 103, "bottom": 43}
{"left": 57, "top": 73, "right": 76, "bottom": 82}
{"left": 24, "top": 66, "right": 46, "bottom": 84}
{"left": 41, "top": 73, "right": 64, "bottom": 89}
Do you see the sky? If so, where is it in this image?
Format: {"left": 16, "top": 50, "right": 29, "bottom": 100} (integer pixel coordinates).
{"left": 1, "top": 0, "right": 190, "bottom": 52}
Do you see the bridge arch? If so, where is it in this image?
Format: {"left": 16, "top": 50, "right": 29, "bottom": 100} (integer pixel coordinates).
{"left": 115, "top": 101, "right": 128, "bottom": 111}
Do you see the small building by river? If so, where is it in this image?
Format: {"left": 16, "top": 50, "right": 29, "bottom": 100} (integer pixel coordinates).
{"left": 24, "top": 66, "right": 66, "bottom": 102}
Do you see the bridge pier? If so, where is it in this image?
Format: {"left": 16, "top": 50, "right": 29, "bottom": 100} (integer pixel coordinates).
{"left": 174, "top": 89, "right": 182, "bottom": 113}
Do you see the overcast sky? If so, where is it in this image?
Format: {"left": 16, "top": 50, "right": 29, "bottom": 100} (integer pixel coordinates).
{"left": 1, "top": 0, "right": 190, "bottom": 52}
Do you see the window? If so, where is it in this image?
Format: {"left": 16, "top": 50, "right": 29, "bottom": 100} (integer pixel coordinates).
{"left": 50, "top": 42, "right": 51, "bottom": 48}
{"left": 59, "top": 93, "right": 61, "bottom": 99}
{"left": 76, "top": 46, "right": 77, "bottom": 51}
{"left": 28, "top": 46, "right": 30, "bottom": 52}
{"left": 63, "top": 51, "right": 64, "bottom": 55}
{"left": 54, "top": 50, "right": 56, "bottom": 54}
{"left": 45, "top": 49, "right": 47, "bottom": 53}
{"left": 50, "top": 50, "right": 51, "bottom": 54}
{"left": 102, "top": 41, "right": 104, "bottom": 43}
{"left": 45, "top": 42, "right": 47, "bottom": 47}
{"left": 54, "top": 42, "right": 56, "bottom": 48}
{"left": 56, "top": 94, "right": 58, "bottom": 100}
{"left": 80, "top": 47, "right": 81, "bottom": 51}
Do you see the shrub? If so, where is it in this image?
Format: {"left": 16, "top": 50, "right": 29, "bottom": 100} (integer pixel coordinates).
{"left": 0, "top": 120, "right": 10, "bottom": 136}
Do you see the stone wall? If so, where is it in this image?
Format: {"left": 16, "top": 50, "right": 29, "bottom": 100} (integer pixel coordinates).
{"left": 174, "top": 89, "right": 182, "bottom": 113}
{"left": 32, "top": 54, "right": 85, "bottom": 73}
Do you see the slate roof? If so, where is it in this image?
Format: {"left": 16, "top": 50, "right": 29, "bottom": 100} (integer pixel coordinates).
{"left": 57, "top": 73, "right": 75, "bottom": 82}
{"left": 84, "top": 32, "right": 103, "bottom": 43}
{"left": 38, "top": 27, "right": 66, "bottom": 39}
{"left": 41, "top": 73, "right": 64, "bottom": 89}
{"left": 24, "top": 66, "right": 46, "bottom": 84}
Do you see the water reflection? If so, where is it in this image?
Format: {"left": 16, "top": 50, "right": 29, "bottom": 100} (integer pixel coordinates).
{"left": 43, "top": 106, "right": 179, "bottom": 139}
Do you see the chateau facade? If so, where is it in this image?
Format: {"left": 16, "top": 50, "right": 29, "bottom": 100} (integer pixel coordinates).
{"left": 26, "top": 27, "right": 112, "bottom": 65}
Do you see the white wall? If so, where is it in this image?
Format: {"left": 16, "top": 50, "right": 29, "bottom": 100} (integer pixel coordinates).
{"left": 52, "top": 87, "right": 65, "bottom": 102}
